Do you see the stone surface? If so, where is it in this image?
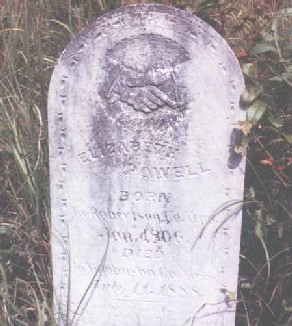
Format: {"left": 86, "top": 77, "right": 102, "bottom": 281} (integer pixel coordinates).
{"left": 48, "top": 4, "right": 246, "bottom": 326}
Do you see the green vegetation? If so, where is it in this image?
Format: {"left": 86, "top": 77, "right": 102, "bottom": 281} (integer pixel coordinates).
{"left": 0, "top": 0, "right": 291, "bottom": 325}
{"left": 236, "top": 7, "right": 292, "bottom": 325}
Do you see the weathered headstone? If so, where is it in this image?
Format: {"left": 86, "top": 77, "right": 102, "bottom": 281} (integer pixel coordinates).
{"left": 49, "top": 4, "right": 246, "bottom": 326}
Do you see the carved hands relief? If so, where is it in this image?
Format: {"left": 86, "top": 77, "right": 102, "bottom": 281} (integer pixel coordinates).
{"left": 102, "top": 34, "right": 190, "bottom": 114}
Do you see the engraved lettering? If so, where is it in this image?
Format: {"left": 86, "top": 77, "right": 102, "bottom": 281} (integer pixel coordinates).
{"left": 89, "top": 145, "right": 104, "bottom": 159}
{"left": 78, "top": 152, "right": 90, "bottom": 164}
{"left": 117, "top": 142, "right": 129, "bottom": 154}
{"left": 119, "top": 191, "right": 129, "bottom": 201}
{"left": 134, "top": 192, "right": 143, "bottom": 201}
{"left": 153, "top": 167, "right": 170, "bottom": 179}
{"left": 159, "top": 192, "right": 170, "bottom": 203}
{"left": 142, "top": 167, "right": 151, "bottom": 179}
{"left": 105, "top": 143, "right": 115, "bottom": 155}
{"left": 173, "top": 166, "right": 184, "bottom": 178}
{"left": 141, "top": 163, "right": 211, "bottom": 180}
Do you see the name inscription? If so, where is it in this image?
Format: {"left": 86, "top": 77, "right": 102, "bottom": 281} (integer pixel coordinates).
{"left": 141, "top": 163, "right": 210, "bottom": 179}
{"left": 78, "top": 139, "right": 181, "bottom": 163}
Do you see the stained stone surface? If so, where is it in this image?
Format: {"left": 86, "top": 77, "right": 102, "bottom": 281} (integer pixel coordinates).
{"left": 48, "top": 4, "right": 246, "bottom": 326}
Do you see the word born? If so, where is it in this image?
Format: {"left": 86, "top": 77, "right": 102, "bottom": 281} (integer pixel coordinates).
{"left": 119, "top": 191, "right": 171, "bottom": 203}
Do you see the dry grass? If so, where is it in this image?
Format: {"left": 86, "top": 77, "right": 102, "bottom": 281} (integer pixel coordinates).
{"left": 0, "top": 0, "right": 291, "bottom": 325}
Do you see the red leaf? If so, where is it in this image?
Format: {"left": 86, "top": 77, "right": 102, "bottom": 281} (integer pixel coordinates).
{"left": 237, "top": 50, "right": 248, "bottom": 60}
{"left": 277, "top": 165, "right": 286, "bottom": 172}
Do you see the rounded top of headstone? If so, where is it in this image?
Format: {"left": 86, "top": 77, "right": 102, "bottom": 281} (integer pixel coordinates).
{"left": 58, "top": 3, "right": 242, "bottom": 79}
{"left": 49, "top": 3, "right": 244, "bottom": 130}
{"left": 106, "top": 33, "right": 190, "bottom": 73}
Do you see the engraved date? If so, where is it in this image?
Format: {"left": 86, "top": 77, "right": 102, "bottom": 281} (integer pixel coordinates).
{"left": 111, "top": 228, "right": 183, "bottom": 244}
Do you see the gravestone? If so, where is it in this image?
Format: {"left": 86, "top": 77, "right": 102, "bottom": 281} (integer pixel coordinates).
{"left": 48, "top": 4, "right": 246, "bottom": 326}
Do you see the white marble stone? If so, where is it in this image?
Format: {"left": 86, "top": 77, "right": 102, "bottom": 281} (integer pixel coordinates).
{"left": 48, "top": 4, "right": 245, "bottom": 326}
